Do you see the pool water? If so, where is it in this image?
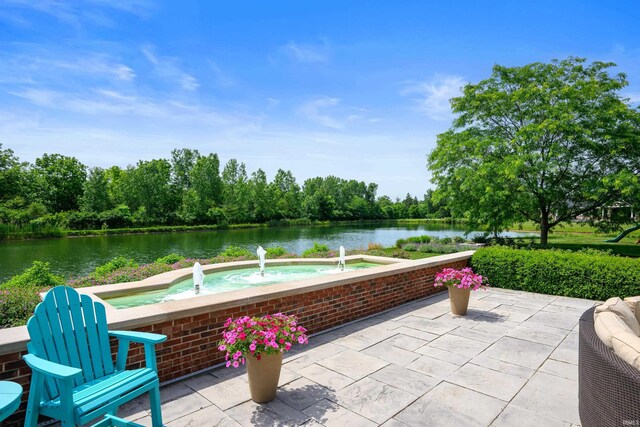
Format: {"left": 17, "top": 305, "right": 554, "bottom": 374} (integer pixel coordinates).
{"left": 104, "top": 262, "right": 381, "bottom": 308}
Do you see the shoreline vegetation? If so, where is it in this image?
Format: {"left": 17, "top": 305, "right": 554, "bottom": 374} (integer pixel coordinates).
{"left": 0, "top": 218, "right": 470, "bottom": 241}
{"left": 1, "top": 217, "right": 638, "bottom": 249}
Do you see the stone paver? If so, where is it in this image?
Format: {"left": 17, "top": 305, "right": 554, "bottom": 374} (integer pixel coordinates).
{"left": 276, "top": 377, "right": 336, "bottom": 411}
{"left": 446, "top": 362, "right": 528, "bottom": 401}
{"left": 406, "top": 354, "right": 461, "bottom": 379}
{"left": 297, "top": 363, "right": 355, "bottom": 390}
{"left": 318, "top": 349, "right": 388, "bottom": 380}
{"left": 166, "top": 405, "right": 241, "bottom": 427}
{"left": 380, "top": 333, "right": 429, "bottom": 351}
{"left": 335, "top": 378, "right": 418, "bottom": 424}
{"left": 511, "top": 371, "right": 580, "bottom": 425}
{"left": 481, "top": 336, "right": 555, "bottom": 370}
{"left": 368, "top": 363, "right": 440, "bottom": 396}
{"left": 110, "top": 288, "right": 593, "bottom": 427}
{"left": 225, "top": 398, "right": 310, "bottom": 426}
{"left": 491, "top": 404, "right": 571, "bottom": 427}
{"left": 362, "top": 341, "right": 420, "bottom": 367}
{"left": 395, "top": 381, "right": 506, "bottom": 427}
{"left": 414, "top": 343, "right": 470, "bottom": 365}
{"left": 303, "top": 399, "right": 377, "bottom": 427}
{"left": 427, "top": 333, "right": 491, "bottom": 358}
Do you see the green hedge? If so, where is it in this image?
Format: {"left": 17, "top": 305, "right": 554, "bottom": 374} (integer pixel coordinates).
{"left": 471, "top": 247, "right": 640, "bottom": 300}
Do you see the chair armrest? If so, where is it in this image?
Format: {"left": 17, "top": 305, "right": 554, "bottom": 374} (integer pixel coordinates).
{"left": 23, "top": 354, "right": 82, "bottom": 380}
{"left": 109, "top": 330, "right": 167, "bottom": 345}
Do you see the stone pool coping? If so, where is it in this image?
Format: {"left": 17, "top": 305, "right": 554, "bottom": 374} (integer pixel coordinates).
{"left": 0, "top": 251, "right": 474, "bottom": 356}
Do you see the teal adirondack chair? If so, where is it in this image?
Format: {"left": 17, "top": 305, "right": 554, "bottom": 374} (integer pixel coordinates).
{"left": 23, "top": 286, "right": 166, "bottom": 427}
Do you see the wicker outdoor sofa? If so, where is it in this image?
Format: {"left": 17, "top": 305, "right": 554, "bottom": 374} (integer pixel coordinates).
{"left": 579, "top": 307, "right": 640, "bottom": 426}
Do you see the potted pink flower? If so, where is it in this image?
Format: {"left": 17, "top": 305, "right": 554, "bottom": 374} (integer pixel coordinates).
{"left": 218, "top": 313, "right": 308, "bottom": 403}
{"left": 434, "top": 267, "right": 489, "bottom": 315}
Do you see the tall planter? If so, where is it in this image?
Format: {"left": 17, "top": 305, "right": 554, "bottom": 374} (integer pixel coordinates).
{"left": 246, "top": 352, "right": 283, "bottom": 403}
{"left": 448, "top": 286, "right": 471, "bottom": 315}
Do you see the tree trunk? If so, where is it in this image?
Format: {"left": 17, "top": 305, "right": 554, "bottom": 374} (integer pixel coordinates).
{"left": 540, "top": 214, "right": 550, "bottom": 245}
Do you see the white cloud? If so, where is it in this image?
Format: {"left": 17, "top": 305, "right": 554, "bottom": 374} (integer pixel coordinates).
{"left": 142, "top": 46, "right": 199, "bottom": 91}
{"left": 55, "top": 56, "right": 136, "bottom": 81}
{"left": 401, "top": 74, "right": 466, "bottom": 120}
{"left": 9, "top": 87, "right": 241, "bottom": 127}
{"left": 209, "top": 62, "right": 236, "bottom": 87}
{"left": 0, "top": 51, "right": 135, "bottom": 85}
{"left": 281, "top": 41, "right": 330, "bottom": 64}
{"left": 298, "top": 96, "right": 344, "bottom": 129}
{"left": 624, "top": 91, "right": 640, "bottom": 104}
{"left": 298, "top": 98, "right": 372, "bottom": 129}
{"left": 0, "top": 0, "right": 154, "bottom": 28}
{"left": 267, "top": 98, "right": 280, "bottom": 109}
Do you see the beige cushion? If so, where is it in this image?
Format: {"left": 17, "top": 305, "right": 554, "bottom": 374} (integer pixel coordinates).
{"left": 624, "top": 296, "right": 640, "bottom": 323}
{"left": 595, "top": 311, "right": 635, "bottom": 348}
{"left": 611, "top": 331, "right": 640, "bottom": 370}
{"left": 595, "top": 297, "right": 640, "bottom": 336}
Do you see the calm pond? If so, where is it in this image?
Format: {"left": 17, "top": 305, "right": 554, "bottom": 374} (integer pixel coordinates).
{"left": 0, "top": 224, "right": 534, "bottom": 282}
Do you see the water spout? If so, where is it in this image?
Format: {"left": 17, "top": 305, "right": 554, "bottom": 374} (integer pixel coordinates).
{"left": 339, "top": 245, "right": 346, "bottom": 271}
{"left": 257, "top": 246, "right": 267, "bottom": 276}
{"left": 193, "top": 262, "right": 204, "bottom": 295}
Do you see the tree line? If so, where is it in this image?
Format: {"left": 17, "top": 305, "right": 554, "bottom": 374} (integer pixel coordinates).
{"left": 0, "top": 146, "right": 449, "bottom": 231}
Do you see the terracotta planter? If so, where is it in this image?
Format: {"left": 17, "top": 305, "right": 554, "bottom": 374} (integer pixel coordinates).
{"left": 448, "top": 286, "right": 471, "bottom": 315}
{"left": 246, "top": 352, "right": 283, "bottom": 403}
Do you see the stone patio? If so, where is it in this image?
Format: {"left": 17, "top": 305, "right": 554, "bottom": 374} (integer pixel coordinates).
{"left": 110, "top": 288, "right": 594, "bottom": 426}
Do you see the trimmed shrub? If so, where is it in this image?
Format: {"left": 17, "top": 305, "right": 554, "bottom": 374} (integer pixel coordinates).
{"left": 266, "top": 247, "right": 288, "bottom": 257}
{"left": 471, "top": 247, "right": 640, "bottom": 300}
{"left": 220, "top": 245, "right": 254, "bottom": 258}
{"left": 156, "top": 253, "right": 186, "bottom": 265}
{"left": 91, "top": 257, "right": 139, "bottom": 279}
{"left": 302, "top": 242, "right": 330, "bottom": 257}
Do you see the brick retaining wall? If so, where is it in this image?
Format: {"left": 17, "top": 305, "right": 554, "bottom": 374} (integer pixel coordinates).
{"left": 0, "top": 254, "right": 469, "bottom": 426}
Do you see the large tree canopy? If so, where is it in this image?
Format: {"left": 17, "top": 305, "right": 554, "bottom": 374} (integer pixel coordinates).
{"left": 33, "top": 153, "right": 87, "bottom": 212}
{"left": 428, "top": 57, "right": 640, "bottom": 244}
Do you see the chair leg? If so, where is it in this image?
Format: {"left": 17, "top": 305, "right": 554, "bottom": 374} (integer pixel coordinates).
{"left": 24, "top": 374, "right": 43, "bottom": 427}
{"left": 149, "top": 385, "right": 163, "bottom": 427}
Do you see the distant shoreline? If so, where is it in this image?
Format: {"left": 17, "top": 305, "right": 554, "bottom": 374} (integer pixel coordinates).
{"left": 0, "top": 218, "right": 469, "bottom": 242}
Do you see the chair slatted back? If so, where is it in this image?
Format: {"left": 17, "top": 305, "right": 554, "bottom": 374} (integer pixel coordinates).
{"left": 26, "top": 286, "right": 115, "bottom": 401}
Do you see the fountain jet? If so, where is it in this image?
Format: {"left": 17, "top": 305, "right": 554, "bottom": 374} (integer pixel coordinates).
{"left": 339, "top": 245, "right": 346, "bottom": 271}
{"left": 257, "top": 246, "right": 267, "bottom": 276}
{"left": 193, "top": 262, "right": 204, "bottom": 295}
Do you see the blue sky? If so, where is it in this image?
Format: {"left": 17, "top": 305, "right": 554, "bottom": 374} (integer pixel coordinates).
{"left": 1, "top": 1, "right": 639, "bottom": 198}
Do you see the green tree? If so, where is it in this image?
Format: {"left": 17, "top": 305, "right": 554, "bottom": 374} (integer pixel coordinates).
{"left": 428, "top": 57, "right": 640, "bottom": 244}
{"left": 222, "top": 159, "right": 251, "bottom": 223}
{"left": 0, "top": 144, "right": 28, "bottom": 202}
{"left": 81, "top": 167, "right": 112, "bottom": 213}
{"left": 124, "top": 159, "right": 177, "bottom": 223}
{"left": 179, "top": 153, "right": 223, "bottom": 223}
{"left": 33, "top": 153, "right": 87, "bottom": 212}
{"left": 171, "top": 148, "right": 200, "bottom": 191}
{"left": 270, "top": 169, "right": 302, "bottom": 219}
{"left": 248, "top": 169, "right": 273, "bottom": 222}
